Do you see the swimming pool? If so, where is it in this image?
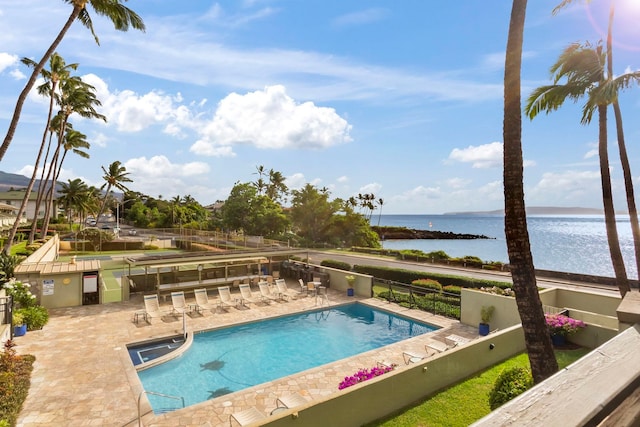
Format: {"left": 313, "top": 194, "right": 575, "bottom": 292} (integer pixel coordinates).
{"left": 136, "top": 302, "right": 438, "bottom": 413}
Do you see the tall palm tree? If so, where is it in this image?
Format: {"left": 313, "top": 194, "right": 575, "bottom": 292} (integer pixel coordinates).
{"left": 0, "top": 0, "right": 144, "bottom": 162}
{"left": 39, "top": 77, "right": 105, "bottom": 238}
{"left": 97, "top": 161, "right": 133, "bottom": 220}
{"left": 525, "top": 42, "right": 636, "bottom": 296}
{"left": 376, "top": 198, "right": 384, "bottom": 226}
{"left": 504, "top": 0, "right": 558, "bottom": 383}
{"left": 3, "top": 54, "right": 78, "bottom": 253}
{"left": 554, "top": 0, "right": 640, "bottom": 289}
{"left": 58, "top": 178, "right": 89, "bottom": 229}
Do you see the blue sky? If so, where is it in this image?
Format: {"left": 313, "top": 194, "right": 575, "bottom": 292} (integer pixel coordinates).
{"left": 1, "top": 0, "right": 640, "bottom": 214}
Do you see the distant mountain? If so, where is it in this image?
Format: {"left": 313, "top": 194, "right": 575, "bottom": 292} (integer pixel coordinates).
{"left": 0, "top": 170, "right": 61, "bottom": 192}
{"left": 444, "top": 206, "right": 608, "bottom": 216}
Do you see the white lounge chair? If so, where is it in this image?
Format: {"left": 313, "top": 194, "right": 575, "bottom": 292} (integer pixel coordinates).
{"left": 275, "top": 279, "right": 294, "bottom": 300}
{"left": 298, "top": 278, "right": 306, "bottom": 295}
{"left": 426, "top": 339, "right": 456, "bottom": 355}
{"left": 170, "top": 291, "right": 190, "bottom": 316}
{"left": 239, "top": 284, "right": 261, "bottom": 306}
{"left": 218, "top": 286, "right": 239, "bottom": 310}
{"left": 194, "top": 288, "right": 217, "bottom": 313}
{"left": 229, "top": 406, "right": 265, "bottom": 426}
{"left": 143, "top": 294, "right": 167, "bottom": 322}
{"left": 259, "top": 282, "right": 278, "bottom": 302}
{"left": 275, "top": 391, "right": 309, "bottom": 410}
{"left": 402, "top": 350, "right": 428, "bottom": 365}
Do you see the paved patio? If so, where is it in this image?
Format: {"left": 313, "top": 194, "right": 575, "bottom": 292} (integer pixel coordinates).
{"left": 13, "top": 282, "right": 476, "bottom": 427}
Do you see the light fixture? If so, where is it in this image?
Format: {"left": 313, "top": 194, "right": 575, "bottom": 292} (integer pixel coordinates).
{"left": 489, "top": 343, "right": 495, "bottom": 350}
{"left": 197, "top": 264, "right": 203, "bottom": 272}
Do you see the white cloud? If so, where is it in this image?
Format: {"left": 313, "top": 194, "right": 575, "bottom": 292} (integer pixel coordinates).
{"left": 190, "top": 85, "right": 353, "bottom": 157}
{"left": 125, "top": 155, "right": 209, "bottom": 177}
{"left": 81, "top": 74, "right": 199, "bottom": 134}
{"left": 529, "top": 170, "right": 601, "bottom": 202}
{"left": 285, "top": 173, "right": 307, "bottom": 190}
{"left": 449, "top": 142, "right": 503, "bottom": 168}
{"left": 337, "top": 176, "right": 348, "bottom": 183}
{"left": 359, "top": 182, "right": 382, "bottom": 194}
{"left": 584, "top": 149, "right": 598, "bottom": 159}
{"left": 0, "top": 52, "right": 17, "bottom": 73}
{"left": 447, "top": 177, "right": 471, "bottom": 189}
{"left": 332, "top": 8, "right": 388, "bottom": 27}
{"left": 394, "top": 185, "right": 441, "bottom": 201}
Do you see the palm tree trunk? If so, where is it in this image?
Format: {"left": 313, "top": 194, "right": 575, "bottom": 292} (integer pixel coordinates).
{"left": 3, "top": 85, "right": 58, "bottom": 253}
{"left": 605, "top": 4, "right": 640, "bottom": 287}
{"left": 0, "top": 7, "right": 80, "bottom": 162}
{"left": 504, "top": 0, "right": 558, "bottom": 384}
{"left": 29, "top": 129, "right": 56, "bottom": 244}
{"left": 598, "top": 104, "right": 630, "bottom": 296}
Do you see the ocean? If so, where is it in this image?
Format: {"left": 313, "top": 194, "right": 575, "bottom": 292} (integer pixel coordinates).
{"left": 373, "top": 214, "right": 637, "bottom": 280}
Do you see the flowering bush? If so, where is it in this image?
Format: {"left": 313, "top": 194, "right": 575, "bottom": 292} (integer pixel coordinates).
{"left": 338, "top": 364, "right": 397, "bottom": 390}
{"left": 2, "top": 279, "right": 36, "bottom": 309}
{"left": 545, "top": 314, "right": 586, "bottom": 337}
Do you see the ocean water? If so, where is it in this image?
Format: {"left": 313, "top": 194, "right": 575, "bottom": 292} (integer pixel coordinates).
{"left": 373, "top": 214, "right": 637, "bottom": 279}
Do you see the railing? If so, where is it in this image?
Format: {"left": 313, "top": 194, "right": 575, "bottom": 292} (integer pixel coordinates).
{"left": 137, "top": 390, "right": 185, "bottom": 426}
{"left": 0, "top": 295, "right": 10, "bottom": 326}
{"left": 374, "top": 278, "right": 461, "bottom": 319}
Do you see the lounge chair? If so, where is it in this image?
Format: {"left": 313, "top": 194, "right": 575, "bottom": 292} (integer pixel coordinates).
{"left": 229, "top": 406, "right": 265, "bottom": 426}
{"left": 218, "top": 286, "right": 239, "bottom": 310}
{"left": 239, "top": 284, "right": 261, "bottom": 305}
{"left": 275, "top": 279, "right": 294, "bottom": 300}
{"left": 259, "top": 282, "right": 279, "bottom": 302}
{"left": 170, "top": 291, "right": 190, "bottom": 316}
{"left": 426, "top": 339, "right": 456, "bottom": 355}
{"left": 445, "top": 334, "right": 470, "bottom": 347}
{"left": 298, "top": 278, "right": 306, "bottom": 295}
{"left": 143, "top": 294, "right": 167, "bottom": 322}
{"left": 275, "top": 391, "right": 309, "bottom": 410}
{"left": 402, "top": 350, "right": 428, "bottom": 364}
{"left": 194, "top": 288, "right": 217, "bottom": 313}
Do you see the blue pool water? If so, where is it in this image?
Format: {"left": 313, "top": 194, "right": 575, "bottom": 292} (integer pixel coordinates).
{"left": 136, "top": 303, "right": 437, "bottom": 413}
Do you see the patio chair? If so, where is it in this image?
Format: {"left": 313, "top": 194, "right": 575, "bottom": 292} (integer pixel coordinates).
{"left": 218, "top": 286, "right": 239, "bottom": 310}
{"left": 275, "top": 391, "right": 309, "bottom": 411}
{"left": 170, "top": 291, "right": 190, "bottom": 316}
{"left": 275, "top": 279, "right": 294, "bottom": 300}
{"left": 298, "top": 278, "right": 307, "bottom": 295}
{"left": 402, "top": 350, "right": 428, "bottom": 365}
{"left": 445, "top": 334, "right": 470, "bottom": 347}
{"left": 239, "top": 284, "right": 261, "bottom": 306}
{"left": 306, "top": 281, "right": 317, "bottom": 297}
{"left": 229, "top": 406, "right": 266, "bottom": 426}
{"left": 194, "top": 288, "right": 217, "bottom": 313}
{"left": 425, "top": 339, "right": 456, "bottom": 355}
{"left": 258, "top": 282, "right": 279, "bottom": 302}
{"left": 143, "top": 294, "right": 167, "bottom": 322}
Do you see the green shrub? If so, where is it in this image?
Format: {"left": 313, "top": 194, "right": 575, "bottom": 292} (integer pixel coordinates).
{"left": 443, "top": 285, "right": 461, "bottom": 295}
{"left": 0, "top": 341, "right": 35, "bottom": 426}
{"left": 412, "top": 279, "right": 442, "bottom": 292}
{"left": 320, "top": 259, "right": 351, "bottom": 271}
{"left": 20, "top": 306, "right": 49, "bottom": 331}
{"left": 488, "top": 367, "right": 533, "bottom": 410}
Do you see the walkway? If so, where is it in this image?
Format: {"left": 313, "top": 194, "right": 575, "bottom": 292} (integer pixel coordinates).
{"left": 14, "top": 282, "right": 475, "bottom": 427}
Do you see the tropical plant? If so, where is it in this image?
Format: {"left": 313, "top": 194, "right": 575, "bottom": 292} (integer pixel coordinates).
{"left": 338, "top": 364, "right": 396, "bottom": 390}
{"left": 551, "top": 0, "right": 640, "bottom": 294}
{"left": 19, "top": 306, "right": 49, "bottom": 331}
{"left": 97, "top": 161, "right": 133, "bottom": 221}
{"left": 503, "top": 0, "right": 559, "bottom": 383}
{"left": 2, "top": 280, "right": 36, "bottom": 309}
{"left": 525, "top": 41, "right": 633, "bottom": 296}
{"left": 480, "top": 305, "right": 495, "bottom": 325}
{"left": 0, "top": 0, "right": 145, "bottom": 162}
{"left": 2, "top": 53, "right": 78, "bottom": 254}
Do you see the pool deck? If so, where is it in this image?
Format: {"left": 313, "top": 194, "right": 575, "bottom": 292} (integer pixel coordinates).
{"left": 14, "top": 282, "right": 477, "bottom": 427}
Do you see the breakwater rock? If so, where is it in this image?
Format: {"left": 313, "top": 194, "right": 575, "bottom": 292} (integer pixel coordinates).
{"left": 372, "top": 226, "right": 492, "bottom": 240}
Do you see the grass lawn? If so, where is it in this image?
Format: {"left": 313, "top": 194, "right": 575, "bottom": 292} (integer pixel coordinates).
{"left": 367, "top": 347, "right": 590, "bottom": 427}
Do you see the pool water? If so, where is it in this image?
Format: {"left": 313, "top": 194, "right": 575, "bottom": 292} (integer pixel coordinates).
{"left": 136, "top": 302, "right": 437, "bottom": 413}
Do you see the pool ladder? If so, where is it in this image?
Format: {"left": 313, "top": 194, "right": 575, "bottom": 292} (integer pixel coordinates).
{"left": 136, "top": 390, "right": 185, "bottom": 426}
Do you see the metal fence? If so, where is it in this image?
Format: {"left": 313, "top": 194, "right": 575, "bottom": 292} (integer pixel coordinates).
{"left": 373, "top": 278, "right": 461, "bottom": 319}
{"left": 0, "top": 295, "right": 11, "bottom": 326}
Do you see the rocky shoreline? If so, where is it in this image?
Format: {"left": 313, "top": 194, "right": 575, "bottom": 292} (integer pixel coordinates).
{"left": 372, "top": 226, "right": 492, "bottom": 240}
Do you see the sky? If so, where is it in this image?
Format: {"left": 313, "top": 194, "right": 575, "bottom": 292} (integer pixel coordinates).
{"left": 1, "top": 1, "right": 640, "bottom": 214}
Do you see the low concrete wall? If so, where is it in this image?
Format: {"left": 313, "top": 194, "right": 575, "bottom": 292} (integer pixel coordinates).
{"left": 311, "top": 265, "right": 373, "bottom": 298}
{"left": 460, "top": 288, "right": 521, "bottom": 331}
{"left": 23, "top": 234, "right": 59, "bottom": 263}
{"left": 260, "top": 326, "right": 527, "bottom": 427}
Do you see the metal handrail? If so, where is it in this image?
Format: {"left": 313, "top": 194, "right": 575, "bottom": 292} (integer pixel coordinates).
{"left": 137, "top": 390, "right": 185, "bottom": 427}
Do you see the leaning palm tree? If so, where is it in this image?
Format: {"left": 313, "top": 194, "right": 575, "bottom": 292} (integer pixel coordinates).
{"left": 554, "top": 0, "right": 640, "bottom": 292}
{"left": 503, "top": 0, "right": 558, "bottom": 383}
{"left": 97, "top": 161, "right": 133, "bottom": 220}
{"left": 525, "top": 42, "right": 636, "bottom": 296}
{"left": 3, "top": 54, "right": 78, "bottom": 253}
{"left": 0, "top": 0, "right": 144, "bottom": 162}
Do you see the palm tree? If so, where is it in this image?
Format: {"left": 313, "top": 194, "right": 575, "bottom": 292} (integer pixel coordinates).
{"left": 3, "top": 54, "right": 78, "bottom": 253}
{"left": 97, "top": 161, "right": 133, "bottom": 220}
{"left": 39, "top": 77, "right": 105, "bottom": 238}
{"left": 376, "top": 198, "right": 384, "bottom": 226}
{"left": 266, "top": 169, "right": 288, "bottom": 202}
{"left": 553, "top": 0, "right": 640, "bottom": 291}
{"left": 58, "top": 178, "right": 89, "bottom": 229}
{"left": 0, "top": 0, "right": 144, "bottom": 162}
{"left": 525, "top": 42, "right": 636, "bottom": 296}
{"left": 504, "top": 0, "right": 558, "bottom": 383}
